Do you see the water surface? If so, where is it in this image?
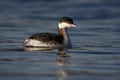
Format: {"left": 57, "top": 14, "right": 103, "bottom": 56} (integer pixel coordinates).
{"left": 0, "top": 0, "right": 120, "bottom": 80}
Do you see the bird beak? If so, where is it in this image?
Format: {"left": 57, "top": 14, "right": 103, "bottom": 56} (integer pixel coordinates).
{"left": 71, "top": 24, "right": 76, "bottom": 27}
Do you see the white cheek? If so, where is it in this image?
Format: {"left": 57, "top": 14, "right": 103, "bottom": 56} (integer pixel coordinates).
{"left": 58, "top": 22, "right": 71, "bottom": 28}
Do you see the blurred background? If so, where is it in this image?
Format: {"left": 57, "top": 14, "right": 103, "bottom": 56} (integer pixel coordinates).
{"left": 0, "top": 0, "right": 120, "bottom": 26}
{"left": 0, "top": 0, "right": 120, "bottom": 80}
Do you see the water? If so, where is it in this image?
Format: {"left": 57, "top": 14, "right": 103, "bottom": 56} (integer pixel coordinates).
{"left": 0, "top": 0, "right": 120, "bottom": 80}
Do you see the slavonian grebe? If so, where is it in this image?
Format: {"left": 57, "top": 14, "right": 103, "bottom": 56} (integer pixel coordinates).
{"left": 24, "top": 17, "right": 75, "bottom": 48}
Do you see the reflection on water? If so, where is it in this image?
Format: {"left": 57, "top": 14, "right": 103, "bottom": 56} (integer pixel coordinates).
{"left": 56, "top": 55, "right": 69, "bottom": 66}
{"left": 24, "top": 46, "right": 70, "bottom": 57}
{"left": 24, "top": 47, "right": 55, "bottom": 51}
{"left": 57, "top": 69, "right": 68, "bottom": 80}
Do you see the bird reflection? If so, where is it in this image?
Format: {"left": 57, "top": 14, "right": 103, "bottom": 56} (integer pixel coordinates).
{"left": 24, "top": 46, "right": 70, "bottom": 57}
{"left": 56, "top": 56, "right": 68, "bottom": 66}
{"left": 56, "top": 49, "right": 69, "bottom": 80}
{"left": 57, "top": 68, "right": 68, "bottom": 80}
{"left": 24, "top": 47, "right": 55, "bottom": 51}
{"left": 24, "top": 46, "right": 69, "bottom": 80}
{"left": 24, "top": 46, "right": 69, "bottom": 66}
{"left": 56, "top": 47, "right": 70, "bottom": 65}
{"left": 57, "top": 47, "right": 70, "bottom": 57}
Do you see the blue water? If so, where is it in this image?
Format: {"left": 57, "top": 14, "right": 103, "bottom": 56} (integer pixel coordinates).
{"left": 0, "top": 0, "right": 120, "bottom": 80}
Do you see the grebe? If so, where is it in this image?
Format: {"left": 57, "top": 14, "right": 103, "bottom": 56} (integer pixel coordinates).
{"left": 24, "top": 17, "right": 75, "bottom": 48}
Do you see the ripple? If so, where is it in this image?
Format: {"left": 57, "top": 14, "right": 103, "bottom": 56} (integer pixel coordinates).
{"left": 0, "top": 72, "right": 57, "bottom": 77}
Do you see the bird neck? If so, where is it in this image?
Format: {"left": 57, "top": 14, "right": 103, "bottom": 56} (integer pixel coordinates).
{"left": 58, "top": 28, "right": 72, "bottom": 48}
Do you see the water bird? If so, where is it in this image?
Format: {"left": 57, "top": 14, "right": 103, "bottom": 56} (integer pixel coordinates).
{"left": 24, "top": 17, "right": 76, "bottom": 49}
